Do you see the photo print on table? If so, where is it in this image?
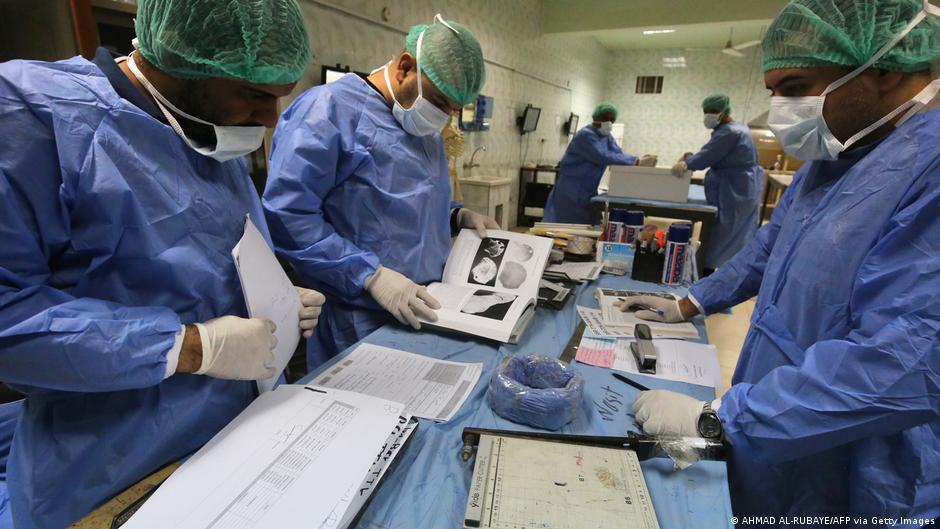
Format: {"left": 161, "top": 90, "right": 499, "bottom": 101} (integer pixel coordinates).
{"left": 468, "top": 237, "right": 510, "bottom": 287}
{"left": 460, "top": 290, "right": 517, "bottom": 321}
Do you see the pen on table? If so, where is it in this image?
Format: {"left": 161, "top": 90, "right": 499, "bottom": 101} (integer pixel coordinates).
{"left": 616, "top": 298, "right": 665, "bottom": 317}
{"left": 611, "top": 372, "right": 651, "bottom": 392}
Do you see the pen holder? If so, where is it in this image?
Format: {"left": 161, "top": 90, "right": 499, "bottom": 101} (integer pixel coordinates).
{"left": 631, "top": 241, "right": 665, "bottom": 283}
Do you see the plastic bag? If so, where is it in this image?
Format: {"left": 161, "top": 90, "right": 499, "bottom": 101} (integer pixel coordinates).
{"left": 487, "top": 354, "right": 584, "bottom": 430}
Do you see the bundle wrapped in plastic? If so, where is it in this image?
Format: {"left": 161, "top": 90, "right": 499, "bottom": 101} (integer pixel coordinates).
{"left": 488, "top": 354, "right": 584, "bottom": 430}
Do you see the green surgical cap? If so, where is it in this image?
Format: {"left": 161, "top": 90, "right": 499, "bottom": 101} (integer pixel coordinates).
{"left": 136, "top": 0, "right": 311, "bottom": 85}
{"left": 702, "top": 93, "right": 731, "bottom": 115}
{"left": 592, "top": 103, "right": 618, "bottom": 121}
{"left": 406, "top": 17, "right": 485, "bottom": 105}
{"left": 762, "top": 0, "right": 940, "bottom": 73}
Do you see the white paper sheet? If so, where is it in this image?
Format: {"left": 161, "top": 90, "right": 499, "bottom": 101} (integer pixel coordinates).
{"left": 308, "top": 343, "right": 482, "bottom": 422}
{"left": 596, "top": 289, "right": 699, "bottom": 339}
{"left": 335, "top": 415, "right": 418, "bottom": 529}
{"left": 576, "top": 306, "right": 635, "bottom": 338}
{"left": 231, "top": 215, "right": 302, "bottom": 393}
{"left": 122, "top": 386, "right": 405, "bottom": 529}
{"left": 576, "top": 337, "right": 723, "bottom": 389}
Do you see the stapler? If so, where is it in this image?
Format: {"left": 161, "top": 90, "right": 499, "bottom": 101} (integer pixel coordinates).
{"left": 630, "top": 323, "right": 657, "bottom": 373}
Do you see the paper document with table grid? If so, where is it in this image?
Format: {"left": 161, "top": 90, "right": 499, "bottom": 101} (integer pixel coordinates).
{"left": 464, "top": 434, "right": 660, "bottom": 529}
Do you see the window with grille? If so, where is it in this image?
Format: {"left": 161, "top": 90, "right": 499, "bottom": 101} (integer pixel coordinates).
{"left": 635, "top": 76, "right": 664, "bottom": 94}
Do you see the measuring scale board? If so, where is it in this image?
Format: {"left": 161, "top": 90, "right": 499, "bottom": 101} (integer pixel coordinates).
{"left": 464, "top": 434, "right": 660, "bottom": 529}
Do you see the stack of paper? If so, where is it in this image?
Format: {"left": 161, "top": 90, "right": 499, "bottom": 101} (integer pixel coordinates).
{"left": 122, "top": 386, "right": 415, "bottom": 529}
{"left": 545, "top": 261, "right": 603, "bottom": 281}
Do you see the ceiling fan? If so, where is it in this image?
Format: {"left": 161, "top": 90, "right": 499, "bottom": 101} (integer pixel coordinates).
{"left": 722, "top": 27, "right": 761, "bottom": 57}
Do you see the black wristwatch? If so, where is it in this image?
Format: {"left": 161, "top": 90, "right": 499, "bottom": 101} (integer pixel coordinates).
{"left": 697, "top": 401, "right": 723, "bottom": 440}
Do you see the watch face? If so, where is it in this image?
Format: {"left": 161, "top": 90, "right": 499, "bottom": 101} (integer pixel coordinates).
{"left": 698, "top": 412, "right": 722, "bottom": 438}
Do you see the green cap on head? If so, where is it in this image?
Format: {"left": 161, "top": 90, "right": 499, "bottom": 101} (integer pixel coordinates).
{"left": 592, "top": 102, "right": 618, "bottom": 121}
{"left": 702, "top": 93, "right": 731, "bottom": 115}
{"left": 136, "top": 0, "right": 311, "bottom": 84}
{"left": 405, "top": 16, "right": 486, "bottom": 105}
{"left": 762, "top": 0, "right": 940, "bottom": 73}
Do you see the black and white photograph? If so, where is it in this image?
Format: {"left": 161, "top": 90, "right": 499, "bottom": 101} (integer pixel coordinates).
{"left": 459, "top": 290, "right": 517, "bottom": 321}
{"left": 467, "top": 237, "right": 510, "bottom": 287}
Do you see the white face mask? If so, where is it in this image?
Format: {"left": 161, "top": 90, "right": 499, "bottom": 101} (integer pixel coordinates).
{"left": 704, "top": 113, "right": 722, "bottom": 129}
{"left": 382, "top": 16, "right": 454, "bottom": 137}
{"left": 768, "top": 2, "right": 940, "bottom": 161}
{"left": 597, "top": 121, "right": 613, "bottom": 136}
{"left": 126, "top": 53, "right": 266, "bottom": 162}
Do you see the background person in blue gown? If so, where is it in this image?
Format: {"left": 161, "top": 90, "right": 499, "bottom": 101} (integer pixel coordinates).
{"left": 0, "top": 1, "right": 323, "bottom": 527}
{"left": 672, "top": 94, "right": 763, "bottom": 271}
{"left": 542, "top": 103, "right": 656, "bottom": 225}
{"left": 263, "top": 15, "right": 497, "bottom": 370}
{"left": 619, "top": 0, "right": 940, "bottom": 523}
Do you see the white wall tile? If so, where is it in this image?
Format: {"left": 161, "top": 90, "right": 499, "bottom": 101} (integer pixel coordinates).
{"left": 604, "top": 47, "right": 769, "bottom": 164}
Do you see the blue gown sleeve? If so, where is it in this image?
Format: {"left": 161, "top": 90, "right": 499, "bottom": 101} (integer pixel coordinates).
{"left": 687, "top": 170, "right": 801, "bottom": 313}
{"left": 718, "top": 181, "right": 940, "bottom": 463}
{"left": 685, "top": 127, "right": 739, "bottom": 170}
{"left": 571, "top": 132, "right": 638, "bottom": 166}
{"left": 0, "top": 104, "right": 181, "bottom": 394}
{"left": 263, "top": 91, "right": 380, "bottom": 299}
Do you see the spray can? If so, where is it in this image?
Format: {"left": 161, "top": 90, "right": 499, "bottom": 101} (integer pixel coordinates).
{"left": 662, "top": 222, "right": 692, "bottom": 285}
{"left": 621, "top": 210, "right": 645, "bottom": 244}
{"left": 604, "top": 209, "right": 628, "bottom": 242}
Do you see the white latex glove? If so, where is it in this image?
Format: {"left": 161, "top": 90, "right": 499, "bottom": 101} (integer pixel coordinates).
{"left": 194, "top": 316, "right": 277, "bottom": 380}
{"left": 296, "top": 286, "right": 326, "bottom": 338}
{"left": 457, "top": 208, "right": 500, "bottom": 238}
{"left": 671, "top": 160, "right": 688, "bottom": 178}
{"left": 365, "top": 266, "right": 441, "bottom": 330}
{"left": 613, "top": 295, "right": 688, "bottom": 323}
{"left": 637, "top": 154, "right": 658, "bottom": 167}
{"left": 633, "top": 390, "right": 704, "bottom": 437}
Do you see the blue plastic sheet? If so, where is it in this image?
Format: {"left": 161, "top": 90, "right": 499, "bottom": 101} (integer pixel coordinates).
{"left": 299, "top": 274, "right": 733, "bottom": 529}
{"left": 488, "top": 354, "right": 584, "bottom": 430}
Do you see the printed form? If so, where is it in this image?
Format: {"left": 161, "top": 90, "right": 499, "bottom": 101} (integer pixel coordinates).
{"left": 122, "top": 386, "right": 404, "bottom": 529}
{"left": 309, "top": 343, "right": 482, "bottom": 422}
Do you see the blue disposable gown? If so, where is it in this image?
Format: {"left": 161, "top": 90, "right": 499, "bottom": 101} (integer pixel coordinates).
{"left": 688, "top": 107, "right": 940, "bottom": 523}
{"left": 263, "top": 74, "right": 453, "bottom": 368}
{"left": 542, "top": 126, "right": 637, "bottom": 224}
{"left": 685, "top": 121, "right": 763, "bottom": 269}
{"left": 0, "top": 56, "right": 266, "bottom": 528}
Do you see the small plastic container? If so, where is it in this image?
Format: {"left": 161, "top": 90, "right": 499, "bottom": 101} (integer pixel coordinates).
{"left": 487, "top": 354, "right": 584, "bottom": 431}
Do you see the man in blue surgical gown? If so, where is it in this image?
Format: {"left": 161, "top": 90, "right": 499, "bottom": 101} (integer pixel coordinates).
{"left": 0, "top": 1, "right": 323, "bottom": 527}
{"left": 673, "top": 93, "right": 763, "bottom": 270}
{"left": 542, "top": 103, "right": 654, "bottom": 224}
{"left": 619, "top": 0, "right": 940, "bottom": 524}
{"left": 263, "top": 15, "right": 496, "bottom": 368}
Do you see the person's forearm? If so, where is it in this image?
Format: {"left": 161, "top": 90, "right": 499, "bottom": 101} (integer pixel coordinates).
{"left": 176, "top": 324, "right": 203, "bottom": 374}
{"left": 679, "top": 297, "right": 700, "bottom": 320}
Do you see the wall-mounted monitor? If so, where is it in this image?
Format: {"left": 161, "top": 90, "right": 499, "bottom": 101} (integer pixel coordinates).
{"left": 518, "top": 104, "right": 541, "bottom": 134}
{"left": 563, "top": 113, "right": 579, "bottom": 136}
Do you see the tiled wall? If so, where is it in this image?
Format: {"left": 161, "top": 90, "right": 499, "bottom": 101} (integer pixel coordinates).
{"left": 604, "top": 47, "right": 770, "bottom": 166}
{"left": 292, "top": 0, "right": 609, "bottom": 227}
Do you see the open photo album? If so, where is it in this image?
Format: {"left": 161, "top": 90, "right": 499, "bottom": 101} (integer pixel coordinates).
{"left": 422, "top": 229, "right": 553, "bottom": 343}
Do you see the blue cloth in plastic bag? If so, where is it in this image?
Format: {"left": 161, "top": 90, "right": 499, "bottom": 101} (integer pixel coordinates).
{"left": 488, "top": 354, "right": 584, "bottom": 430}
